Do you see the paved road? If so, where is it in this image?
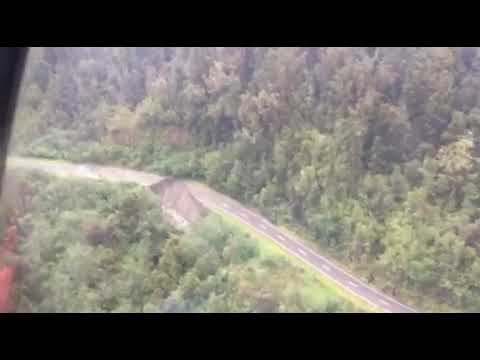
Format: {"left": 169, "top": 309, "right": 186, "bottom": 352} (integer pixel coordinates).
{"left": 186, "top": 182, "right": 417, "bottom": 313}
{"left": 8, "top": 156, "right": 417, "bottom": 313}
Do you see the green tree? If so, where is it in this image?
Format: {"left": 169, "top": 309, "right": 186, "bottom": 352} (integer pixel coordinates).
{"left": 390, "top": 165, "right": 409, "bottom": 203}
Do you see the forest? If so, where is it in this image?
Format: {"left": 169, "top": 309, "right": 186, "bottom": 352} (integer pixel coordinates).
{"left": 7, "top": 47, "right": 480, "bottom": 312}
{"left": 1, "top": 170, "right": 356, "bottom": 312}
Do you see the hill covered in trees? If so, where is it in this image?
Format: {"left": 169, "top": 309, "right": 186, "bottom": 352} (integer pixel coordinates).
{"left": 4, "top": 170, "right": 357, "bottom": 312}
{"left": 10, "top": 47, "right": 480, "bottom": 312}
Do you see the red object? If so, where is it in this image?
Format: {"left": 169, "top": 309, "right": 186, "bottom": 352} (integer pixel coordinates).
{"left": 0, "top": 267, "right": 14, "bottom": 313}
{"left": 0, "top": 224, "right": 19, "bottom": 313}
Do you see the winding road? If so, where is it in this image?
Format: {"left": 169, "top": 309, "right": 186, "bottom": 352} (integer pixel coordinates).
{"left": 7, "top": 156, "right": 417, "bottom": 313}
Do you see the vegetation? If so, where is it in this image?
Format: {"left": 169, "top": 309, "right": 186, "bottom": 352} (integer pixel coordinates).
{"left": 6, "top": 171, "right": 355, "bottom": 312}
{"left": 10, "top": 47, "right": 480, "bottom": 312}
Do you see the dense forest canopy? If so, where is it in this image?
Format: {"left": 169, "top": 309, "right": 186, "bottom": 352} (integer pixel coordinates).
{"left": 5, "top": 171, "right": 356, "bottom": 313}
{"left": 10, "top": 47, "right": 480, "bottom": 312}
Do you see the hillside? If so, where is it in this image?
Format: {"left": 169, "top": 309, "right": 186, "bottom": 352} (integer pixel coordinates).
{"left": 10, "top": 47, "right": 480, "bottom": 312}
{"left": 3, "top": 170, "right": 360, "bottom": 312}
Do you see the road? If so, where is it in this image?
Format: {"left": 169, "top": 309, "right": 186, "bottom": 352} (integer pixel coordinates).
{"left": 7, "top": 156, "right": 417, "bottom": 313}
{"left": 186, "top": 181, "right": 417, "bottom": 313}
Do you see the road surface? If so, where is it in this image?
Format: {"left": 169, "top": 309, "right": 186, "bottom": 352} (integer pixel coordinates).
{"left": 7, "top": 156, "right": 417, "bottom": 313}
{"left": 186, "top": 181, "right": 417, "bottom": 313}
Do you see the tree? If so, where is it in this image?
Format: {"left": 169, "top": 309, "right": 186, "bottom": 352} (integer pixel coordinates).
{"left": 194, "top": 250, "right": 221, "bottom": 280}
{"left": 179, "top": 271, "right": 201, "bottom": 300}
{"left": 225, "top": 160, "right": 246, "bottom": 199}
{"left": 17, "top": 47, "right": 480, "bottom": 312}
{"left": 205, "top": 293, "right": 230, "bottom": 313}
{"left": 390, "top": 165, "right": 409, "bottom": 203}
{"left": 202, "top": 151, "right": 231, "bottom": 189}
{"left": 404, "top": 159, "right": 424, "bottom": 187}
{"left": 308, "top": 213, "right": 341, "bottom": 247}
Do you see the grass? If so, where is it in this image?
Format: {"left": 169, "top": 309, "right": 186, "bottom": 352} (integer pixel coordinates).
{"left": 275, "top": 224, "right": 435, "bottom": 312}
{"left": 9, "top": 157, "right": 381, "bottom": 312}
{"left": 214, "top": 207, "right": 380, "bottom": 313}
{"left": 277, "top": 224, "right": 370, "bottom": 283}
